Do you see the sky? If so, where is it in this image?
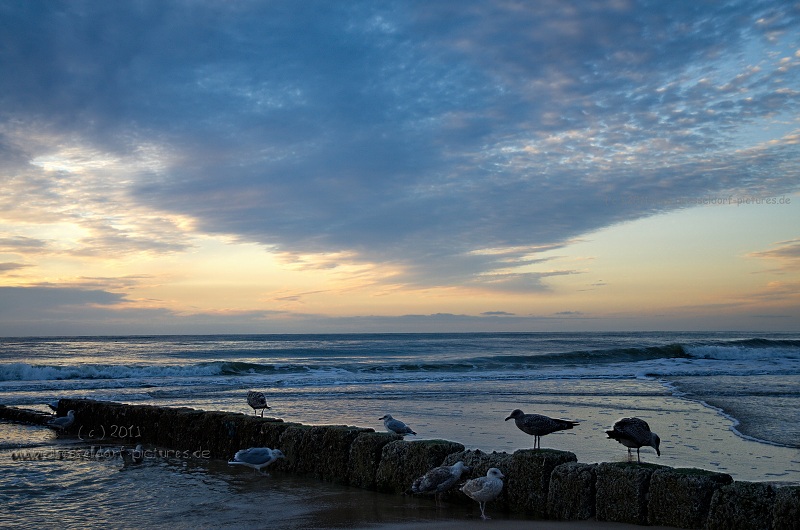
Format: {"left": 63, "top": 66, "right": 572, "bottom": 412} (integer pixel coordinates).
{"left": 1, "top": 0, "right": 799, "bottom": 336}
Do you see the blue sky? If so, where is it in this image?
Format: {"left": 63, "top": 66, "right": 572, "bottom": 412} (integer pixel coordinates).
{"left": 0, "top": 1, "right": 798, "bottom": 335}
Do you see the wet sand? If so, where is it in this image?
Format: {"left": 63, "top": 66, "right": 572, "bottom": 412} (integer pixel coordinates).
{"left": 261, "top": 377, "right": 800, "bottom": 484}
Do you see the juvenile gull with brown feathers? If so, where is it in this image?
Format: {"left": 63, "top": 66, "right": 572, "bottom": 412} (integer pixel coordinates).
{"left": 411, "top": 461, "right": 470, "bottom": 499}
{"left": 505, "top": 409, "right": 578, "bottom": 449}
{"left": 606, "top": 417, "right": 661, "bottom": 463}
{"left": 247, "top": 391, "right": 270, "bottom": 417}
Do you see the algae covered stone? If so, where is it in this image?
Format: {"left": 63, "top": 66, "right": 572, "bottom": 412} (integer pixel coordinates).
{"left": 442, "top": 449, "right": 513, "bottom": 505}
{"left": 375, "top": 439, "right": 464, "bottom": 494}
{"left": 773, "top": 485, "right": 800, "bottom": 530}
{"left": 547, "top": 462, "right": 597, "bottom": 521}
{"left": 595, "top": 461, "right": 665, "bottom": 525}
{"left": 706, "top": 481, "right": 775, "bottom": 530}
{"left": 647, "top": 467, "right": 732, "bottom": 529}
{"left": 348, "top": 431, "right": 398, "bottom": 489}
{"left": 504, "top": 449, "right": 577, "bottom": 518}
{"left": 278, "top": 424, "right": 370, "bottom": 482}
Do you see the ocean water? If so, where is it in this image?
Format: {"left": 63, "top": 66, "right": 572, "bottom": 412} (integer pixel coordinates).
{"left": 1, "top": 332, "right": 799, "bottom": 528}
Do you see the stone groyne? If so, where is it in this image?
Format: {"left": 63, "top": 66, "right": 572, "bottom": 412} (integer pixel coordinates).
{"left": 2, "top": 399, "right": 798, "bottom": 529}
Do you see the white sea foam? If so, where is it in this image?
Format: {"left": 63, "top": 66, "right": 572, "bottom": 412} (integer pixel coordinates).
{"left": 0, "top": 362, "right": 225, "bottom": 382}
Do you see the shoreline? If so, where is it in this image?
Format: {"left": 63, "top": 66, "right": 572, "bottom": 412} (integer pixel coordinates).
{"left": 4, "top": 399, "right": 797, "bottom": 530}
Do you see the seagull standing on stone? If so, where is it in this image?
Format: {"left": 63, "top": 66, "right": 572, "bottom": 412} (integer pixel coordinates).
{"left": 411, "top": 461, "right": 471, "bottom": 501}
{"left": 247, "top": 391, "right": 271, "bottom": 417}
{"left": 48, "top": 410, "right": 75, "bottom": 431}
{"left": 606, "top": 417, "right": 661, "bottom": 463}
{"left": 228, "top": 447, "right": 285, "bottom": 474}
{"left": 460, "top": 467, "right": 505, "bottom": 520}
{"left": 379, "top": 414, "right": 416, "bottom": 436}
{"left": 505, "top": 409, "right": 579, "bottom": 449}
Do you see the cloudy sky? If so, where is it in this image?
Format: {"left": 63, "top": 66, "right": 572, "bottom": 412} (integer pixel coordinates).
{"left": 1, "top": 1, "right": 798, "bottom": 336}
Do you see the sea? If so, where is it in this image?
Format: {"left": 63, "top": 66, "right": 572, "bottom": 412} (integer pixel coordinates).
{"left": 1, "top": 332, "right": 799, "bottom": 528}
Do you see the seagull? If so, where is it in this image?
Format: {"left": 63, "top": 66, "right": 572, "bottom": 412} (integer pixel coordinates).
{"left": 606, "top": 417, "right": 661, "bottom": 463}
{"left": 247, "top": 391, "right": 271, "bottom": 417}
{"left": 411, "top": 461, "right": 471, "bottom": 501}
{"left": 228, "top": 447, "right": 285, "bottom": 474}
{"left": 505, "top": 409, "right": 579, "bottom": 449}
{"left": 48, "top": 410, "right": 75, "bottom": 431}
{"left": 121, "top": 444, "right": 144, "bottom": 466}
{"left": 379, "top": 414, "right": 416, "bottom": 436}
{"left": 460, "top": 468, "right": 505, "bottom": 520}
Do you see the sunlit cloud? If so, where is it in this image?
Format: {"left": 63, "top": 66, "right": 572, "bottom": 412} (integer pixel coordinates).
{"left": 0, "top": 1, "right": 798, "bottom": 333}
{"left": 0, "top": 262, "right": 29, "bottom": 274}
{"left": 747, "top": 238, "right": 800, "bottom": 272}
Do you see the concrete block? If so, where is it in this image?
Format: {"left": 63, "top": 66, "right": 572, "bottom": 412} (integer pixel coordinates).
{"left": 773, "top": 485, "right": 800, "bottom": 530}
{"left": 376, "top": 439, "right": 465, "bottom": 494}
{"left": 348, "top": 432, "right": 397, "bottom": 489}
{"left": 441, "top": 449, "right": 513, "bottom": 505}
{"left": 706, "top": 481, "right": 775, "bottom": 530}
{"left": 647, "top": 467, "right": 733, "bottom": 529}
{"left": 596, "top": 462, "right": 664, "bottom": 525}
{"left": 505, "top": 449, "right": 578, "bottom": 518}
{"left": 548, "top": 462, "right": 597, "bottom": 520}
{"left": 277, "top": 424, "right": 371, "bottom": 483}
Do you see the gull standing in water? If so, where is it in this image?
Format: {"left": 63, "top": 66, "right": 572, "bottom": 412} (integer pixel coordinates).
{"left": 228, "top": 447, "right": 285, "bottom": 474}
{"left": 606, "top": 417, "right": 661, "bottom": 463}
{"left": 411, "top": 461, "right": 471, "bottom": 501}
{"left": 505, "top": 409, "right": 579, "bottom": 449}
{"left": 121, "top": 444, "right": 144, "bottom": 466}
{"left": 48, "top": 410, "right": 75, "bottom": 431}
{"left": 247, "top": 391, "right": 271, "bottom": 417}
{"left": 460, "top": 468, "right": 505, "bottom": 520}
{"left": 379, "top": 414, "right": 416, "bottom": 436}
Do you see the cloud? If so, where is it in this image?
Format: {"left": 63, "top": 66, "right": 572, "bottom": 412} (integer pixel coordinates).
{"left": 0, "top": 237, "right": 49, "bottom": 253}
{"left": 0, "top": 285, "right": 295, "bottom": 335}
{"left": 747, "top": 238, "right": 800, "bottom": 271}
{"left": 0, "top": 286, "right": 125, "bottom": 316}
{"left": 1, "top": 1, "right": 799, "bottom": 291}
{"left": 0, "top": 262, "right": 29, "bottom": 273}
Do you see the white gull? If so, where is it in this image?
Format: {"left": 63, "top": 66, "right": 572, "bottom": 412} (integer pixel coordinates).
{"left": 379, "top": 414, "right": 416, "bottom": 436}
{"left": 460, "top": 467, "right": 505, "bottom": 520}
{"left": 48, "top": 410, "right": 75, "bottom": 431}
{"left": 228, "top": 447, "right": 285, "bottom": 474}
